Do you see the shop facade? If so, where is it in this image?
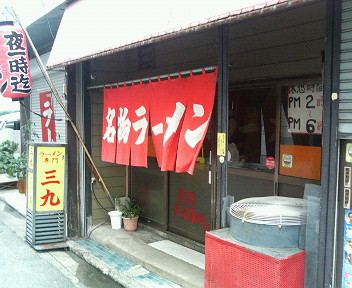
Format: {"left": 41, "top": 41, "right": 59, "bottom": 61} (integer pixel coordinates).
{"left": 46, "top": 0, "right": 349, "bottom": 286}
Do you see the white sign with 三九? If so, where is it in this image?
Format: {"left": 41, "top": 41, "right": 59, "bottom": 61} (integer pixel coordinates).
{"left": 287, "top": 83, "right": 323, "bottom": 134}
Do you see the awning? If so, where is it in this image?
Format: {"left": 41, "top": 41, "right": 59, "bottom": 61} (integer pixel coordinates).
{"left": 47, "top": 0, "right": 315, "bottom": 69}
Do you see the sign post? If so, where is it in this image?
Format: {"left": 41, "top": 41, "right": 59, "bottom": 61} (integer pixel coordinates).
{"left": 26, "top": 142, "right": 68, "bottom": 250}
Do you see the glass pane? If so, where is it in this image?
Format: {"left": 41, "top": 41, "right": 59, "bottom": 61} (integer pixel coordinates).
{"left": 131, "top": 158, "right": 167, "bottom": 227}
{"left": 226, "top": 87, "right": 278, "bottom": 228}
{"left": 169, "top": 168, "right": 211, "bottom": 243}
{"left": 228, "top": 87, "right": 277, "bottom": 172}
{"left": 279, "top": 84, "right": 322, "bottom": 182}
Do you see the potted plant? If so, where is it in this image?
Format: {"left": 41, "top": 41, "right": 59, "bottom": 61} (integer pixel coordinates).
{"left": 0, "top": 140, "right": 19, "bottom": 173}
{"left": 0, "top": 140, "right": 27, "bottom": 194}
{"left": 122, "top": 198, "right": 142, "bottom": 232}
{"left": 6, "top": 152, "right": 27, "bottom": 194}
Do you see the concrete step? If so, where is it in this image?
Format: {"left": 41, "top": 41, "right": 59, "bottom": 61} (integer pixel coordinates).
{"left": 89, "top": 224, "right": 205, "bottom": 288}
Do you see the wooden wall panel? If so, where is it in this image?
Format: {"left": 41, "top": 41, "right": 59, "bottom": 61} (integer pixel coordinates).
{"left": 89, "top": 63, "right": 127, "bottom": 223}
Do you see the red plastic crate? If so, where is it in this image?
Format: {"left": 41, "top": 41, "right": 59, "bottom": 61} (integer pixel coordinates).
{"left": 205, "top": 229, "right": 305, "bottom": 288}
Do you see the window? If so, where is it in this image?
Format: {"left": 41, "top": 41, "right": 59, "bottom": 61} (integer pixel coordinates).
{"left": 279, "top": 83, "right": 322, "bottom": 180}
{"left": 228, "top": 87, "right": 277, "bottom": 172}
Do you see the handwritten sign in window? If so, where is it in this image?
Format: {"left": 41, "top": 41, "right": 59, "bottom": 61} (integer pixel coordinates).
{"left": 173, "top": 189, "right": 210, "bottom": 231}
{"left": 287, "top": 83, "right": 323, "bottom": 134}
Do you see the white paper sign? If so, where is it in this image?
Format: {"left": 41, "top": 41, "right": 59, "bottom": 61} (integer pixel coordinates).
{"left": 287, "top": 83, "right": 323, "bottom": 134}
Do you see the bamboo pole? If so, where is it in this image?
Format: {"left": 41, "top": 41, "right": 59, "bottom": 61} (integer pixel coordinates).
{"left": 8, "top": 8, "right": 114, "bottom": 206}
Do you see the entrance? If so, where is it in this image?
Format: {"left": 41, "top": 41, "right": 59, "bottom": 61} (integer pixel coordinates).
{"left": 131, "top": 120, "right": 215, "bottom": 243}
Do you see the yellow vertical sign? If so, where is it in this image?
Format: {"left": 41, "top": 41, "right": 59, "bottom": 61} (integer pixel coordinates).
{"left": 27, "top": 171, "right": 34, "bottom": 211}
{"left": 217, "top": 133, "right": 227, "bottom": 156}
{"left": 35, "top": 146, "right": 66, "bottom": 212}
{"left": 28, "top": 145, "right": 34, "bottom": 170}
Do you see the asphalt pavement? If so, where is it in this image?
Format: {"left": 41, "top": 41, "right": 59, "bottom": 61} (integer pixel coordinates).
{"left": 0, "top": 200, "right": 123, "bottom": 288}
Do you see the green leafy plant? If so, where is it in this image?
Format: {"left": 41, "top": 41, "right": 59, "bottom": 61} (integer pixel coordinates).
{"left": 0, "top": 140, "right": 19, "bottom": 174}
{"left": 21, "top": 119, "right": 39, "bottom": 143}
{"left": 122, "top": 198, "right": 142, "bottom": 219}
{"left": 115, "top": 195, "right": 129, "bottom": 211}
{"left": 115, "top": 195, "right": 122, "bottom": 210}
{"left": 6, "top": 152, "right": 27, "bottom": 179}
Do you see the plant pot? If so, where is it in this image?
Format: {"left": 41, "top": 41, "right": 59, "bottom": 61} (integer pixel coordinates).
{"left": 122, "top": 216, "right": 139, "bottom": 232}
{"left": 108, "top": 210, "right": 122, "bottom": 230}
{"left": 18, "top": 178, "right": 26, "bottom": 194}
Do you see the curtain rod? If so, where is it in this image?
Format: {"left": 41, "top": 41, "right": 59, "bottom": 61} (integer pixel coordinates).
{"left": 87, "top": 66, "right": 216, "bottom": 90}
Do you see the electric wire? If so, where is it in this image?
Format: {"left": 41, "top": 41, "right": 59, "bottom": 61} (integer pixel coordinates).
{"left": 19, "top": 101, "right": 63, "bottom": 121}
{"left": 87, "top": 182, "right": 111, "bottom": 238}
{"left": 40, "top": 0, "right": 55, "bottom": 40}
{"left": 87, "top": 219, "right": 109, "bottom": 238}
{"left": 91, "top": 182, "right": 109, "bottom": 213}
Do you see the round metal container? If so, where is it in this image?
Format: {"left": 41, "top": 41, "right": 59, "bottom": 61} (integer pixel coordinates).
{"left": 230, "top": 216, "right": 301, "bottom": 248}
{"left": 229, "top": 196, "right": 304, "bottom": 248}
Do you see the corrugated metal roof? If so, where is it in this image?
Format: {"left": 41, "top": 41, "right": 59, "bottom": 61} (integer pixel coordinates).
{"left": 47, "top": 0, "right": 317, "bottom": 68}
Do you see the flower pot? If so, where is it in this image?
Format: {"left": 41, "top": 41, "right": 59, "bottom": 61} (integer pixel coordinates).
{"left": 18, "top": 178, "right": 26, "bottom": 194}
{"left": 122, "top": 216, "right": 139, "bottom": 232}
{"left": 108, "top": 210, "right": 122, "bottom": 230}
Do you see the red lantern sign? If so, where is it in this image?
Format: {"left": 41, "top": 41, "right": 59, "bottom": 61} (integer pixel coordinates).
{"left": 0, "top": 22, "right": 32, "bottom": 99}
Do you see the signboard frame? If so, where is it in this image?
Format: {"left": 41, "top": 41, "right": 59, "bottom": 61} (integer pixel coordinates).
{"left": 26, "top": 142, "right": 68, "bottom": 250}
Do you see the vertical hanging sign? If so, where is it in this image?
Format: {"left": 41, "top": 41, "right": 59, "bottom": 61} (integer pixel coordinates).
{"left": 0, "top": 22, "right": 32, "bottom": 99}
{"left": 150, "top": 77, "right": 187, "bottom": 171}
{"left": 176, "top": 71, "right": 217, "bottom": 174}
{"left": 40, "top": 91, "right": 57, "bottom": 142}
{"left": 102, "top": 87, "right": 119, "bottom": 163}
{"left": 27, "top": 145, "right": 34, "bottom": 211}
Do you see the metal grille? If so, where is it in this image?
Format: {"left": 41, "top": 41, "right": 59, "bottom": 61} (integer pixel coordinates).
{"left": 230, "top": 196, "right": 305, "bottom": 226}
{"left": 26, "top": 209, "right": 65, "bottom": 246}
{"left": 339, "top": 0, "right": 352, "bottom": 138}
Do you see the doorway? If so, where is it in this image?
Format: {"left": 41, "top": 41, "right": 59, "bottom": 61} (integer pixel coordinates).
{"left": 130, "top": 118, "right": 215, "bottom": 243}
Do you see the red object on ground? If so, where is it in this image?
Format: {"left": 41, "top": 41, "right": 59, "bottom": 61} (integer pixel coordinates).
{"left": 205, "top": 230, "right": 305, "bottom": 288}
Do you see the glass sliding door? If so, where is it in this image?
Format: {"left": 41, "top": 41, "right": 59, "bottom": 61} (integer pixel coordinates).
{"left": 227, "top": 87, "right": 277, "bottom": 204}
